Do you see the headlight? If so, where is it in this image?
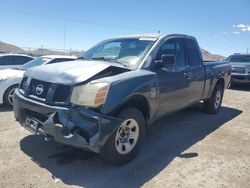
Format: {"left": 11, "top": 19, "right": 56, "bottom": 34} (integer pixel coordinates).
{"left": 70, "top": 82, "right": 110, "bottom": 107}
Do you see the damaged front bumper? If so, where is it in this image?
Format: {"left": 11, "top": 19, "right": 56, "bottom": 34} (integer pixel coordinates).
{"left": 13, "top": 90, "right": 122, "bottom": 153}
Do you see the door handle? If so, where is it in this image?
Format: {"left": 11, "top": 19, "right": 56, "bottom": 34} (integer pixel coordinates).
{"left": 184, "top": 72, "right": 192, "bottom": 79}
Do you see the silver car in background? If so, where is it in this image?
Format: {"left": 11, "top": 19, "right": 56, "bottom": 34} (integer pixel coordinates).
{"left": 228, "top": 54, "right": 250, "bottom": 84}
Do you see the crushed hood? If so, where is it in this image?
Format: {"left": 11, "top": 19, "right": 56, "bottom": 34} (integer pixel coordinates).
{"left": 24, "top": 60, "right": 129, "bottom": 85}
{"left": 0, "top": 69, "right": 24, "bottom": 79}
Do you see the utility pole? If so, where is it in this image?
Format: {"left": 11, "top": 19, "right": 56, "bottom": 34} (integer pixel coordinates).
{"left": 64, "top": 21, "right": 66, "bottom": 52}
{"left": 247, "top": 48, "right": 249, "bottom": 54}
{"left": 41, "top": 45, "right": 44, "bottom": 55}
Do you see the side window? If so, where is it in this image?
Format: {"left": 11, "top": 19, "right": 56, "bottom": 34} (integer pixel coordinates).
{"left": 12, "top": 56, "right": 32, "bottom": 65}
{"left": 184, "top": 39, "right": 202, "bottom": 66}
{"left": 0, "top": 56, "right": 12, "bottom": 65}
{"left": 48, "top": 58, "right": 75, "bottom": 64}
{"left": 156, "top": 38, "right": 186, "bottom": 66}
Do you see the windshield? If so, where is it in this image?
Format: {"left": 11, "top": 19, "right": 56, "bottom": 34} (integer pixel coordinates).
{"left": 229, "top": 55, "right": 250, "bottom": 63}
{"left": 83, "top": 38, "right": 156, "bottom": 69}
{"left": 19, "top": 57, "right": 51, "bottom": 70}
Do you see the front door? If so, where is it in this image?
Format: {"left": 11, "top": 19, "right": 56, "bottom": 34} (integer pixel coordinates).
{"left": 155, "top": 38, "right": 191, "bottom": 116}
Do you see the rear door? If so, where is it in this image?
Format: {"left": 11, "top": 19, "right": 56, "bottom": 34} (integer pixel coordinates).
{"left": 183, "top": 38, "right": 205, "bottom": 103}
{"left": 0, "top": 56, "right": 14, "bottom": 69}
{"left": 155, "top": 37, "right": 191, "bottom": 116}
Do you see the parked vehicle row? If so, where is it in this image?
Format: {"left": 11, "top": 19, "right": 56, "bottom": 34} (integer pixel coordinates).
{"left": 0, "top": 55, "right": 77, "bottom": 106}
{"left": 12, "top": 34, "right": 231, "bottom": 165}
{"left": 227, "top": 54, "right": 250, "bottom": 84}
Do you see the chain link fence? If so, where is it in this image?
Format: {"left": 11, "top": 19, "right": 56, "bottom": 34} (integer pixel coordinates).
{"left": 0, "top": 41, "right": 83, "bottom": 57}
{"left": 22, "top": 47, "right": 82, "bottom": 57}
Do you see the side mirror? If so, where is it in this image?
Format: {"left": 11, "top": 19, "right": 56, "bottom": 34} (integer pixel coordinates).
{"left": 156, "top": 54, "right": 175, "bottom": 68}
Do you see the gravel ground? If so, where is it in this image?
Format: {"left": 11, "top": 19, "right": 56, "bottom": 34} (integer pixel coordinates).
{"left": 0, "top": 85, "right": 250, "bottom": 188}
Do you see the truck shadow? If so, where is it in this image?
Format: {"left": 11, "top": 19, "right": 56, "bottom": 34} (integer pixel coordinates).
{"left": 0, "top": 104, "right": 12, "bottom": 112}
{"left": 229, "top": 84, "right": 250, "bottom": 91}
{"left": 20, "top": 104, "right": 242, "bottom": 188}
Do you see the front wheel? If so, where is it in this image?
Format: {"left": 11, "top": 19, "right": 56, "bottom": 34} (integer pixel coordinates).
{"left": 204, "top": 84, "right": 224, "bottom": 114}
{"left": 100, "top": 107, "right": 146, "bottom": 165}
{"left": 3, "top": 85, "right": 19, "bottom": 107}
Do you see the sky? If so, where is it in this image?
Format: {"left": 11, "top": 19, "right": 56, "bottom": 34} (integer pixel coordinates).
{"left": 0, "top": 0, "right": 249, "bottom": 57}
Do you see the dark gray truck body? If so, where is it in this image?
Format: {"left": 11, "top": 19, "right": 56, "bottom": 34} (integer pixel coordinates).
{"left": 13, "top": 34, "right": 231, "bottom": 153}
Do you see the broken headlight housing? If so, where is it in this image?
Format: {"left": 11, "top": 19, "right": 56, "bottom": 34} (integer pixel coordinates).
{"left": 70, "top": 82, "right": 110, "bottom": 107}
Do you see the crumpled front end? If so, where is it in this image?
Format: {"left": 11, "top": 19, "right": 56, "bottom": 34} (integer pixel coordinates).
{"left": 13, "top": 90, "right": 122, "bottom": 153}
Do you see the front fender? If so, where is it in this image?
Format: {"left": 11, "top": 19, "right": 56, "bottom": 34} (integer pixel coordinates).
{"left": 100, "top": 70, "right": 158, "bottom": 119}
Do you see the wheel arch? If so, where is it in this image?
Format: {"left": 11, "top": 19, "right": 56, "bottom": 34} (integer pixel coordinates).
{"left": 111, "top": 94, "right": 150, "bottom": 125}
{"left": 216, "top": 77, "right": 225, "bottom": 89}
{"left": 206, "top": 76, "right": 225, "bottom": 101}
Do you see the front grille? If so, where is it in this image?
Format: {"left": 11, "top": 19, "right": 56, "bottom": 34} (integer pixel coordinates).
{"left": 20, "top": 77, "right": 71, "bottom": 105}
{"left": 232, "top": 67, "right": 246, "bottom": 74}
{"left": 54, "top": 85, "right": 71, "bottom": 102}
{"left": 20, "top": 77, "right": 28, "bottom": 91}
{"left": 29, "top": 79, "right": 51, "bottom": 99}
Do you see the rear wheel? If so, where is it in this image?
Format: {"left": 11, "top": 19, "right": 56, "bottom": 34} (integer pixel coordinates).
{"left": 100, "top": 107, "right": 146, "bottom": 165}
{"left": 204, "top": 84, "right": 224, "bottom": 114}
{"left": 3, "top": 85, "right": 18, "bottom": 107}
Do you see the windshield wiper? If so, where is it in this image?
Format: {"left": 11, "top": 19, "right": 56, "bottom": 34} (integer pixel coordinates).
{"left": 90, "top": 57, "right": 108, "bottom": 61}
{"left": 90, "top": 57, "right": 127, "bottom": 67}
{"left": 77, "top": 57, "right": 86, "bottom": 60}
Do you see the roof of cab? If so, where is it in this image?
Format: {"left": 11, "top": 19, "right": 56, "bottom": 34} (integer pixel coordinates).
{"left": 111, "top": 33, "right": 164, "bottom": 40}
{"left": 111, "top": 33, "right": 196, "bottom": 40}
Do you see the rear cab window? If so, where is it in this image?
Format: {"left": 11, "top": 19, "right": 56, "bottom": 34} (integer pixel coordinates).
{"left": 184, "top": 38, "right": 202, "bottom": 66}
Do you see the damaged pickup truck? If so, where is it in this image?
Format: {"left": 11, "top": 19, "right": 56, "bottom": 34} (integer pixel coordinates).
{"left": 14, "top": 34, "right": 231, "bottom": 165}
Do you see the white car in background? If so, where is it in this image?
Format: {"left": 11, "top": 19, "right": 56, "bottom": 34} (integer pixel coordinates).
{"left": 0, "top": 55, "right": 77, "bottom": 106}
{"left": 0, "top": 54, "right": 34, "bottom": 70}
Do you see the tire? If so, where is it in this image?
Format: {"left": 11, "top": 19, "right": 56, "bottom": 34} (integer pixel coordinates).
{"left": 204, "top": 84, "right": 224, "bottom": 114}
{"left": 3, "top": 85, "right": 19, "bottom": 107}
{"left": 100, "top": 107, "right": 146, "bottom": 165}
